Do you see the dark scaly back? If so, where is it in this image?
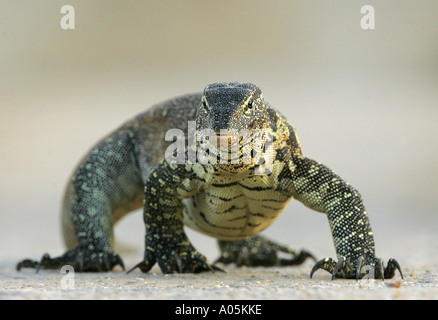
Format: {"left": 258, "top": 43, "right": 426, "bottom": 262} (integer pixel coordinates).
{"left": 127, "top": 93, "right": 203, "bottom": 182}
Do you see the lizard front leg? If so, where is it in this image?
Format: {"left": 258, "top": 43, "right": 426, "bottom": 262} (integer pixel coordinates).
{"left": 283, "top": 154, "right": 403, "bottom": 280}
{"left": 128, "top": 161, "right": 222, "bottom": 274}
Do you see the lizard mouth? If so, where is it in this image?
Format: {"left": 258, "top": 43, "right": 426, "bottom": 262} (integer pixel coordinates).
{"left": 197, "top": 129, "right": 270, "bottom": 169}
{"left": 210, "top": 133, "right": 256, "bottom": 167}
{"left": 214, "top": 132, "right": 253, "bottom": 154}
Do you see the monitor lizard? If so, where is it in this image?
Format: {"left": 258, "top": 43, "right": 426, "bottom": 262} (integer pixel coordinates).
{"left": 17, "top": 82, "right": 403, "bottom": 279}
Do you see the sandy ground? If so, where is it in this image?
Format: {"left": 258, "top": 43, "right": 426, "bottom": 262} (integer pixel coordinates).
{"left": 2, "top": 265, "right": 436, "bottom": 300}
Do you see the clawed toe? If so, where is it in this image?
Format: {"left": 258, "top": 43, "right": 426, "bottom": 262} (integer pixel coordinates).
{"left": 310, "top": 257, "right": 337, "bottom": 279}
{"left": 17, "top": 253, "right": 62, "bottom": 273}
{"left": 278, "top": 249, "right": 317, "bottom": 266}
{"left": 16, "top": 259, "right": 40, "bottom": 271}
{"left": 384, "top": 258, "right": 403, "bottom": 280}
{"left": 127, "top": 260, "right": 153, "bottom": 274}
{"left": 189, "top": 254, "right": 225, "bottom": 273}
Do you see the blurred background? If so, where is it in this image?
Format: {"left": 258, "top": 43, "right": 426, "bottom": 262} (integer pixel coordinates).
{"left": 1, "top": 1, "right": 437, "bottom": 269}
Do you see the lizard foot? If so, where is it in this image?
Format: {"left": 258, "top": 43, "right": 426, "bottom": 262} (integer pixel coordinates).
{"left": 214, "top": 235, "right": 316, "bottom": 267}
{"left": 128, "top": 251, "right": 224, "bottom": 274}
{"left": 310, "top": 256, "right": 403, "bottom": 280}
{"left": 128, "top": 230, "right": 224, "bottom": 274}
{"left": 16, "top": 248, "right": 125, "bottom": 272}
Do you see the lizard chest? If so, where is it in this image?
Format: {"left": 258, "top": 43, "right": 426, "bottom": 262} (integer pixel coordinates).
{"left": 182, "top": 165, "right": 292, "bottom": 240}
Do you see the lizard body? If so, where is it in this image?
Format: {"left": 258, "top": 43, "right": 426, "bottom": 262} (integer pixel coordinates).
{"left": 17, "top": 82, "right": 402, "bottom": 279}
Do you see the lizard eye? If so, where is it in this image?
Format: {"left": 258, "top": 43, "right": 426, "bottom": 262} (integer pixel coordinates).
{"left": 244, "top": 99, "right": 254, "bottom": 113}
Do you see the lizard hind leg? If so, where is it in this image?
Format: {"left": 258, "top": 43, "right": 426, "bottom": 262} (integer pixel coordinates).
{"left": 214, "top": 235, "right": 316, "bottom": 267}
{"left": 17, "top": 129, "right": 142, "bottom": 273}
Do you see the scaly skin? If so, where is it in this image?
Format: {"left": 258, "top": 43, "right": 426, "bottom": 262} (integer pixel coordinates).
{"left": 17, "top": 82, "right": 402, "bottom": 280}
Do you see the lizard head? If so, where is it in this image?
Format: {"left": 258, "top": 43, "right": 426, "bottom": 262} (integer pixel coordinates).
{"left": 195, "top": 82, "right": 271, "bottom": 173}
{"left": 196, "top": 82, "right": 267, "bottom": 133}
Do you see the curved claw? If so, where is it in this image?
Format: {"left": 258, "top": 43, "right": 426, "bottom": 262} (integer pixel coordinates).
{"left": 115, "top": 254, "right": 125, "bottom": 271}
{"left": 189, "top": 255, "right": 219, "bottom": 273}
{"left": 279, "top": 250, "right": 317, "bottom": 266}
{"left": 16, "top": 259, "right": 39, "bottom": 271}
{"left": 36, "top": 253, "right": 64, "bottom": 273}
{"left": 127, "top": 261, "right": 143, "bottom": 274}
{"left": 103, "top": 255, "right": 111, "bottom": 271}
{"left": 210, "top": 264, "right": 226, "bottom": 273}
{"left": 304, "top": 250, "right": 318, "bottom": 263}
{"left": 385, "top": 258, "right": 404, "bottom": 280}
{"left": 332, "top": 257, "right": 346, "bottom": 280}
{"left": 172, "top": 252, "right": 183, "bottom": 273}
{"left": 127, "top": 258, "right": 155, "bottom": 274}
{"left": 310, "top": 258, "right": 336, "bottom": 279}
{"left": 376, "top": 258, "right": 385, "bottom": 281}
{"left": 355, "top": 257, "right": 364, "bottom": 280}
{"left": 36, "top": 254, "right": 49, "bottom": 273}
